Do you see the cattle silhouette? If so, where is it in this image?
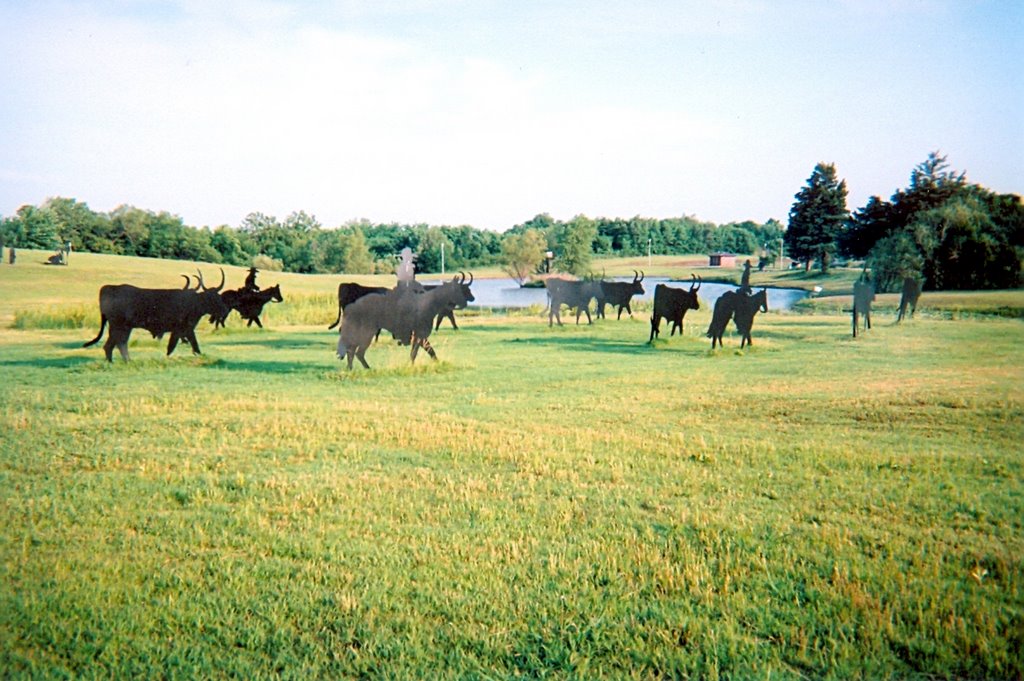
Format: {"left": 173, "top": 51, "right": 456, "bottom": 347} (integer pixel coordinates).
{"left": 707, "top": 288, "right": 768, "bottom": 349}
{"left": 336, "top": 277, "right": 473, "bottom": 369}
{"left": 649, "top": 275, "right": 701, "bottom": 343}
{"left": 83, "top": 269, "right": 228, "bottom": 361}
{"left": 598, "top": 271, "right": 645, "bottom": 320}
{"left": 327, "top": 282, "right": 389, "bottom": 330}
{"left": 544, "top": 278, "right": 602, "bottom": 326}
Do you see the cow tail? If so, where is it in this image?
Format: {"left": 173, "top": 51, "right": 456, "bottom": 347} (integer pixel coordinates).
{"left": 83, "top": 315, "right": 107, "bottom": 347}
{"left": 327, "top": 304, "right": 342, "bottom": 330}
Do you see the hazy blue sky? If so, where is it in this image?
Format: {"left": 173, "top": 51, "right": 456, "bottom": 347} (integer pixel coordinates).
{"left": 1, "top": 0, "right": 1020, "bottom": 231}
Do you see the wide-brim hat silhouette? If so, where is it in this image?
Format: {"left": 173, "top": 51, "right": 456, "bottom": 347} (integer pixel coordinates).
{"left": 248, "top": 267, "right": 259, "bottom": 273}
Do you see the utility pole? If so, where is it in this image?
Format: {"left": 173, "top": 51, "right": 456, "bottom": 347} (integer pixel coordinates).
{"left": 648, "top": 238, "right": 652, "bottom": 267}
{"left": 441, "top": 243, "right": 445, "bottom": 276}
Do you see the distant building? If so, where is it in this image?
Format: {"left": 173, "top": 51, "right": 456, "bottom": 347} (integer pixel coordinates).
{"left": 708, "top": 252, "right": 737, "bottom": 267}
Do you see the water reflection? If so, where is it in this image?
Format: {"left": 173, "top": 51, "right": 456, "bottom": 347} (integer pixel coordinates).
{"left": 420, "top": 276, "right": 809, "bottom": 310}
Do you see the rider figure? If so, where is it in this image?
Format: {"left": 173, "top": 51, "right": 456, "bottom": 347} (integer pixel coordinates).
{"left": 739, "top": 259, "right": 752, "bottom": 294}
{"left": 244, "top": 266, "right": 260, "bottom": 292}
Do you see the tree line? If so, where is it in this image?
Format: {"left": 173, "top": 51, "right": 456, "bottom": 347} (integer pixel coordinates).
{"left": 0, "top": 200, "right": 782, "bottom": 278}
{"left": 5, "top": 151, "right": 1016, "bottom": 290}
{"left": 786, "top": 152, "right": 1023, "bottom": 291}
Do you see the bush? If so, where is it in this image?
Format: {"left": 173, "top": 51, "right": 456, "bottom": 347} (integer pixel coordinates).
{"left": 251, "top": 254, "right": 284, "bottom": 272}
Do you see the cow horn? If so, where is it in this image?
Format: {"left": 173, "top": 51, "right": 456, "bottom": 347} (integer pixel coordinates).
{"left": 181, "top": 274, "right": 192, "bottom": 289}
{"left": 196, "top": 269, "right": 206, "bottom": 291}
{"left": 467, "top": 271, "right": 473, "bottom": 285}
{"left": 214, "top": 267, "right": 225, "bottom": 292}
{"left": 639, "top": 270, "right": 645, "bottom": 282}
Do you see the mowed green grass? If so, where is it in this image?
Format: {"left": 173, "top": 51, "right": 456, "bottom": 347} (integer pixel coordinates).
{"left": 1, "top": 254, "right": 1023, "bottom": 679}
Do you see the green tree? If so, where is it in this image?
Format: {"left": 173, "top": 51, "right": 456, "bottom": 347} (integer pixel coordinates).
{"left": 15, "top": 205, "right": 60, "bottom": 249}
{"left": 109, "top": 205, "right": 152, "bottom": 256}
{"left": 42, "top": 197, "right": 113, "bottom": 253}
{"left": 210, "top": 226, "right": 249, "bottom": 266}
{"left": 912, "top": 196, "right": 1008, "bottom": 290}
{"left": 786, "top": 163, "right": 849, "bottom": 273}
{"left": 143, "top": 211, "right": 189, "bottom": 259}
{"left": 555, "top": 215, "right": 597, "bottom": 276}
{"left": 500, "top": 229, "right": 547, "bottom": 286}
{"left": 340, "top": 226, "right": 374, "bottom": 274}
{"left": 842, "top": 153, "right": 1021, "bottom": 290}
{"left": 416, "top": 227, "right": 454, "bottom": 274}
{"left": 867, "top": 231, "right": 924, "bottom": 292}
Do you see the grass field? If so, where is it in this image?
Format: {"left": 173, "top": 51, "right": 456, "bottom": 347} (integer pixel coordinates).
{"left": 1, "top": 252, "right": 1022, "bottom": 679}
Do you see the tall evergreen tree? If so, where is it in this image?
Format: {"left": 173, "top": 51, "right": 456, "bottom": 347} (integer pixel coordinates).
{"left": 786, "top": 163, "right": 849, "bottom": 273}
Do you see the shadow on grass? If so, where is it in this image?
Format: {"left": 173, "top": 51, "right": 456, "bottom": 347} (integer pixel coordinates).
{"left": 0, "top": 356, "right": 98, "bottom": 370}
{"left": 209, "top": 334, "right": 326, "bottom": 350}
{"left": 507, "top": 334, "right": 650, "bottom": 355}
{"left": 210, "top": 358, "right": 332, "bottom": 374}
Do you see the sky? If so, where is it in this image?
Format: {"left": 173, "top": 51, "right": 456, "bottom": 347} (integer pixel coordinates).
{"left": 1, "top": 0, "right": 1021, "bottom": 232}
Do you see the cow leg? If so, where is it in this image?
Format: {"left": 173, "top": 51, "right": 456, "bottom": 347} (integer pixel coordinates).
{"left": 852, "top": 310, "right": 858, "bottom": 337}
{"left": 422, "top": 338, "right": 437, "bottom": 360}
{"left": 865, "top": 311, "right": 871, "bottom": 330}
{"left": 167, "top": 333, "right": 180, "bottom": 355}
{"left": 252, "top": 317, "right": 263, "bottom": 328}
{"left": 448, "top": 312, "right": 458, "bottom": 330}
{"left": 351, "top": 342, "right": 371, "bottom": 369}
{"left": 186, "top": 331, "right": 201, "bottom": 355}
{"left": 649, "top": 316, "right": 658, "bottom": 342}
{"left": 103, "top": 334, "right": 119, "bottom": 362}
{"left": 109, "top": 327, "right": 131, "bottom": 362}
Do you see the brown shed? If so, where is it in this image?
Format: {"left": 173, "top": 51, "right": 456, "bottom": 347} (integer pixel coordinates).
{"left": 708, "top": 252, "right": 737, "bottom": 267}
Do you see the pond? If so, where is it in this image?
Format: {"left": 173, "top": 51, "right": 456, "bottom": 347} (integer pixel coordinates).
{"left": 419, "top": 276, "right": 810, "bottom": 311}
